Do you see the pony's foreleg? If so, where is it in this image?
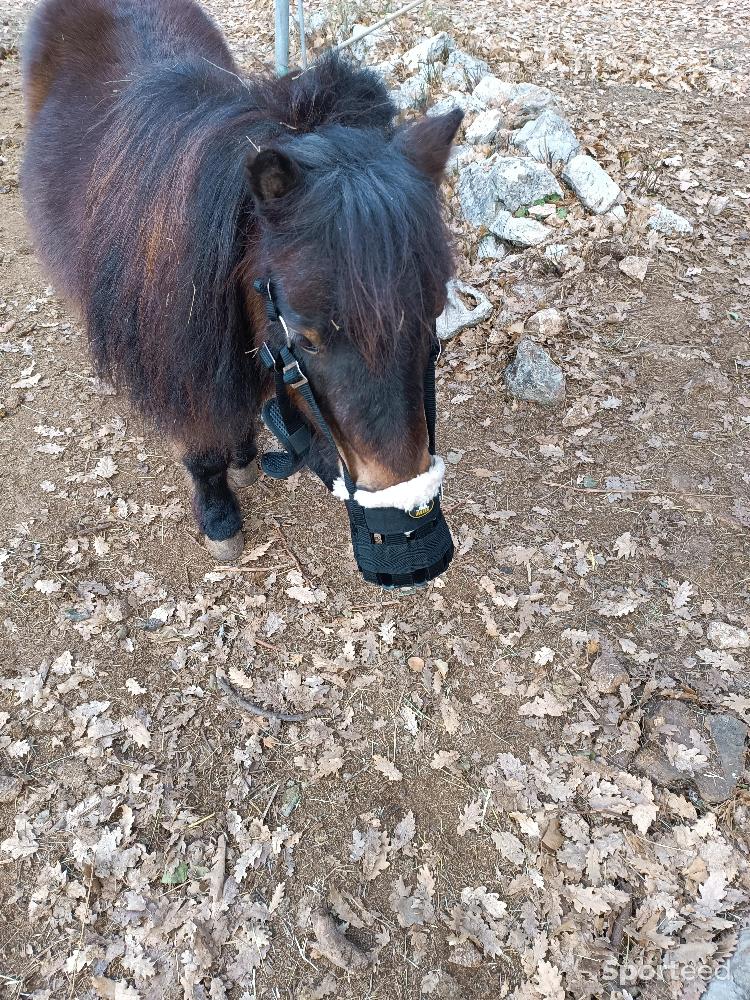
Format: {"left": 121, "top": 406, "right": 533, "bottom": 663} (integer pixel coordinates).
{"left": 183, "top": 449, "right": 244, "bottom": 561}
{"left": 228, "top": 429, "right": 259, "bottom": 489}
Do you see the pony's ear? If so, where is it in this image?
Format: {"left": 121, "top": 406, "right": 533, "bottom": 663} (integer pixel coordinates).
{"left": 398, "top": 108, "right": 464, "bottom": 183}
{"left": 247, "top": 148, "right": 301, "bottom": 203}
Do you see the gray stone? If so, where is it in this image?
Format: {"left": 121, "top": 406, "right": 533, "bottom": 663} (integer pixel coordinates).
{"left": 347, "top": 22, "right": 393, "bottom": 61}
{"left": 512, "top": 110, "right": 580, "bottom": 165}
{"left": 648, "top": 204, "right": 694, "bottom": 235}
{"left": 490, "top": 210, "right": 551, "bottom": 248}
{"left": 703, "top": 928, "right": 750, "bottom": 1000}
{"left": 458, "top": 155, "right": 563, "bottom": 228}
{"left": 293, "top": 9, "right": 329, "bottom": 43}
{"left": 464, "top": 109, "right": 505, "bottom": 144}
{"left": 491, "top": 156, "right": 563, "bottom": 213}
{"left": 633, "top": 699, "right": 748, "bottom": 805}
{"left": 562, "top": 153, "right": 621, "bottom": 214}
{"left": 708, "top": 194, "right": 730, "bottom": 217}
{"left": 402, "top": 32, "right": 454, "bottom": 69}
{"left": 505, "top": 82, "right": 559, "bottom": 125}
{"left": 544, "top": 243, "right": 569, "bottom": 264}
{"left": 442, "top": 50, "right": 490, "bottom": 91}
{"left": 457, "top": 161, "right": 500, "bottom": 226}
{"left": 477, "top": 235, "right": 506, "bottom": 261}
{"left": 543, "top": 243, "right": 583, "bottom": 273}
{"left": 708, "top": 621, "right": 750, "bottom": 650}
{"left": 504, "top": 339, "right": 566, "bottom": 404}
{"left": 525, "top": 307, "right": 565, "bottom": 339}
{"left": 704, "top": 715, "right": 748, "bottom": 804}
{"left": 436, "top": 280, "right": 493, "bottom": 340}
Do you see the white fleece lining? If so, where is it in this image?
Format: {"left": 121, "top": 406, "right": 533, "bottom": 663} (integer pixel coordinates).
{"left": 331, "top": 456, "right": 446, "bottom": 512}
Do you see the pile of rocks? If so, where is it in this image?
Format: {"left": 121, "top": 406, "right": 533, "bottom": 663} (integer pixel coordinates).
{"left": 353, "top": 30, "right": 694, "bottom": 401}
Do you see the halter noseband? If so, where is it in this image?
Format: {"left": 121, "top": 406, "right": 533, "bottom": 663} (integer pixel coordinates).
{"left": 253, "top": 278, "right": 454, "bottom": 589}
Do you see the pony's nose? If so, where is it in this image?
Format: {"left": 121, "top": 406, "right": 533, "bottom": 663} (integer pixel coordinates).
{"left": 350, "top": 450, "right": 432, "bottom": 493}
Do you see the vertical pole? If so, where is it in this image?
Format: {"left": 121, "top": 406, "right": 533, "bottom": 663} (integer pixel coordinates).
{"left": 275, "top": 0, "right": 289, "bottom": 76}
{"left": 297, "top": 0, "right": 307, "bottom": 70}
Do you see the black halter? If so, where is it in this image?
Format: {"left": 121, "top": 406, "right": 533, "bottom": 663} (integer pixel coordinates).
{"left": 254, "top": 278, "right": 454, "bottom": 588}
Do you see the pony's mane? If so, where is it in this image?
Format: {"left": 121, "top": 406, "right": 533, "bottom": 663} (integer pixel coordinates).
{"left": 83, "top": 53, "right": 449, "bottom": 441}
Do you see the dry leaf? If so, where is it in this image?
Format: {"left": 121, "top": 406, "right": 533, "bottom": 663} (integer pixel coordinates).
{"left": 311, "top": 909, "right": 370, "bottom": 972}
{"left": 372, "top": 755, "right": 403, "bottom": 781}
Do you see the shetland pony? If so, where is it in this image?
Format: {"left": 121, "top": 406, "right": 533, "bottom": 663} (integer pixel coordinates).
{"left": 21, "top": 0, "right": 462, "bottom": 560}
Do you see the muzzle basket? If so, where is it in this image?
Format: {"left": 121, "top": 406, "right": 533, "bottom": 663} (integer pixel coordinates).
{"left": 345, "top": 497, "right": 454, "bottom": 589}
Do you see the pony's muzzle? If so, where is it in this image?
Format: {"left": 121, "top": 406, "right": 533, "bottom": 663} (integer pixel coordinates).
{"left": 344, "top": 495, "right": 454, "bottom": 589}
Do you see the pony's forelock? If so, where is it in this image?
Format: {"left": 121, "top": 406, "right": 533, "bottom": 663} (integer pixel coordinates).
{"left": 264, "top": 125, "right": 453, "bottom": 367}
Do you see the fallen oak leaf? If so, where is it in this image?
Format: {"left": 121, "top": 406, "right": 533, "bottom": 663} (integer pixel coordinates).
{"left": 372, "top": 754, "right": 403, "bottom": 781}
{"left": 91, "top": 977, "right": 141, "bottom": 1000}
{"left": 310, "top": 908, "right": 371, "bottom": 972}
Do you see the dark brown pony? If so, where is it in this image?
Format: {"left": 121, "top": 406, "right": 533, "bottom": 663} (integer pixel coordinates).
{"left": 21, "top": 0, "right": 462, "bottom": 560}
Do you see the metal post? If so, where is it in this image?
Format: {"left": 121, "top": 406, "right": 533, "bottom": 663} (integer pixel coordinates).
{"left": 274, "top": 0, "right": 289, "bottom": 76}
{"left": 297, "top": 0, "right": 307, "bottom": 70}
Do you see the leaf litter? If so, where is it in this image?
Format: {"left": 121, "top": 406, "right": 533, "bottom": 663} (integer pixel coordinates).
{"left": 1, "top": 0, "right": 749, "bottom": 998}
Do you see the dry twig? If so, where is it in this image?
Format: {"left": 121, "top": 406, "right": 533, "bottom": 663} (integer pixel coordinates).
{"left": 216, "top": 672, "right": 314, "bottom": 723}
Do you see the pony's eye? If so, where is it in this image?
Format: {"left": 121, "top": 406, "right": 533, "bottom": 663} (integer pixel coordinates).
{"left": 297, "top": 334, "right": 319, "bottom": 355}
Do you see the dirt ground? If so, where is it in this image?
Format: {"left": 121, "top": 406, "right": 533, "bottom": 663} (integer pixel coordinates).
{"left": 1, "top": 1, "right": 749, "bottom": 999}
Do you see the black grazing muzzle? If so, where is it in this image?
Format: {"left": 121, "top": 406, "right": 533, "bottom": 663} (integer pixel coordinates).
{"left": 254, "top": 278, "right": 454, "bottom": 589}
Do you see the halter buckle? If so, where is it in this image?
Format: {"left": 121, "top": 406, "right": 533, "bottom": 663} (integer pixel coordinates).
{"left": 283, "top": 360, "right": 308, "bottom": 389}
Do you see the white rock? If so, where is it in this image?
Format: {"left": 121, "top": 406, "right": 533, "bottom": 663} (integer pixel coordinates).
{"left": 293, "top": 10, "right": 329, "bottom": 44}
{"left": 477, "top": 235, "right": 506, "bottom": 261}
{"left": 472, "top": 75, "right": 516, "bottom": 106}
{"left": 458, "top": 155, "right": 563, "bottom": 227}
{"left": 402, "top": 32, "right": 454, "bottom": 69}
{"left": 428, "top": 91, "right": 483, "bottom": 118}
{"left": 562, "top": 153, "right": 621, "bottom": 214}
{"left": 544, "top": 244, "right": 568, "bottom": 263}
{"left": 526, "top": 307, "right": 565, "bottom": 338}
{"left": 648, "top": 204, "right": 694, "bottom": 235}
{"left": 348, "top": 22, "right": 391, "bottom": 60}
{"left": 472, "top": 77, "right": 558, "bottom": 123}
{"left": 708, "top": 621, "right": 750, "bottom": 650}
{"left": 505, "top": 83, "right": 559, "bottom": 124}
{"left": 374, "top": 58, "right": 399, "bottom": 85}
{"left": 490, "top": 210, "right": 551, "bottom": 248}
{"left": 445, "top": 144, "right": 474, "bottom": 177}
{"left": 390, "top": 75, "right": 428, "bottom": 111}
{"left": 607, "top": 205, "right": 627, "bottom": 223}
{"left": 512, "top": 110, "right": 580, "bottom": 165}
{"left": 465, "top": 109, "right": 505, "bottom": 144}
{"left": 442, "top": 50, "right": 490, "bottom": 91}
{"left": 489, "top": 156, "right": 563, "bottom": 213}
{"left": 504, "top": 339, "right": 566, "bottom": 404}
{"left": 436, "top": 280, "right": 493, "bottom": 340}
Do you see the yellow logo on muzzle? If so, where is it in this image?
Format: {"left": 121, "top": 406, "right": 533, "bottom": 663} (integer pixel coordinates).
{"left": 409, "top": 499, "right": 435, "bottom": 519}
